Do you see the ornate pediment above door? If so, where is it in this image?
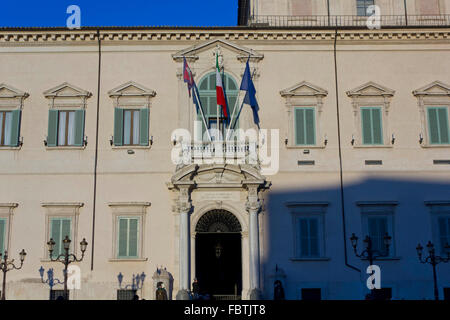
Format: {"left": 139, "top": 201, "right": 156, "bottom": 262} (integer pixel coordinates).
{"left": 167, "top": 164, "right": 269, "bottom": 190}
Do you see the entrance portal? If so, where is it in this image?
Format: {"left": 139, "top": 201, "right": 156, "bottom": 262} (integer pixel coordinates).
{"left": 195, "top": 210, "right": 242, "bottom": 299}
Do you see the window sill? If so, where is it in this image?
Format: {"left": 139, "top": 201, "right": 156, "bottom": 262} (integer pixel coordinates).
{"left": 0, "top": 146, "right": 22, "bottom": 150}
{"left": 111, "top": 145, "right": 151, "bottom": 150}
{"left": 362, "top": 256, "right": 401, "bottom": 261}
{"left": 353, "top": 145, "right": 393, "bottom": 149}
{"left": 45, "top": 146, "right": 86, "bottom": 150}
{"left": 420, "top": 144, "right": 450, "bottom": 148}
{"left": 108, "top": 258, "right": 148, "bottom": 262}
{"left": 286, "top": 145, "right": 326, "bottom": 150}
{"left": 290, "top": 257, "right": 330, "bottom": 262}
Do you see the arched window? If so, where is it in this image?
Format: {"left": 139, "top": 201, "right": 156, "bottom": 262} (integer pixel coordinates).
{"left": 197, "top": 72, "right": 239, "bottom": 140}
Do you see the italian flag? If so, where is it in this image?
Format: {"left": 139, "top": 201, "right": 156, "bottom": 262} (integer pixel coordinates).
{"left": 215, "top": 54, "right": 228, "bottom": 118}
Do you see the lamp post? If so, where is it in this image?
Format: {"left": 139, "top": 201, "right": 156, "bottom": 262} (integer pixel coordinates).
{"left": 350, "top": 233, "right": 391, "bottom": 299}
{"left": 46, "top": 235, "right": 88, "bottom": 299}
{"left": 0, "top": 249, "right": 26, "bottom": 300}
{"left": 416, "top": 241, "right": 450, "bottom": 300}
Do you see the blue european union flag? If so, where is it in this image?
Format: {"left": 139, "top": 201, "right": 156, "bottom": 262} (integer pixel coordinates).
{"left": 240, "top": 59, "right": 260, "bottom": 125}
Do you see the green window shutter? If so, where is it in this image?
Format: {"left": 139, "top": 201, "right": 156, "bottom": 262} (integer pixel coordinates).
{"left": 361, "top": 108, "right": 373, "bottom": 144}
{"left": 114, "top": 108, "right": 124, "bottom": 146}
{"left": 438, "top": 108, "right": 449, "bottom": 144}
{"left": 47, "top": 110, "right": 59, "bottom": 147}
{"left": 128, "top": 218, "right": 138, "bottom": 257}
{"left": 428, "top": 108, "right": 439, "bottom": 144}
{"left": 305, "top": 108, "right": 316, "bottom": 145}
{"left": 371, "top": 108, "right": 383, "bottom": 144}
{"left": 299, "top": 218, "right": 309, "bottom": 256}
{"left": 73, "top": 110, "right": 85, "bottom": 147}
{"left": 50, "top": 219, "right": 61, "bottom": 257}
{"left": 0, "top": 219, "right": 6, "bottom": 254}
{"left": 308, "top": 219, "right": 319, "bottom": 256}
{"left": 118, "top": 218, "right": 128, "bottom": 257}
{"left": 139, "top": 108, "right": 149, "bottom": 146}
{"left": 295, "top": 108, "right": 305, "bottom": 145}
{"left": 9, "top": 110, "right": 21, "bottom": 147}
{"left": 61, "top": 219, "right": 71, "bottom": 241}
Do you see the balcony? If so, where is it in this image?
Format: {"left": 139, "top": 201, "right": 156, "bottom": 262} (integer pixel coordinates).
{"left": 178, "top": 141, "right": 258, "bottom": 164}
{"left": 247, "top": 15, "right": 450, "bottom": 28}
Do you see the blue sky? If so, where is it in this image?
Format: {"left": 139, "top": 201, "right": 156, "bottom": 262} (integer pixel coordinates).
{"left": 0, "top": 0, "right": 238, "bottom": 27}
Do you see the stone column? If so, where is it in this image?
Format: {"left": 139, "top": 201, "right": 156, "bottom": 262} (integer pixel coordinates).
{"left": 176, "top": 185, "right": 192, "bottom": 300}
{"left": 246, "top": 184, "right": 262, "bottom": 300}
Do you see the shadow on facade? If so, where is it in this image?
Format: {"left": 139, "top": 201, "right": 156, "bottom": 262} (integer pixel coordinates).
{"left": 261, "top": 176, "right": 450, "bottom": 300}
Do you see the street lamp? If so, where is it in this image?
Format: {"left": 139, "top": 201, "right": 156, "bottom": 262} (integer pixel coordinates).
{"left": 350, "top": 233, "right": 392, "bottom": 266}
{"left": 416, "top": 241, "right": 450, "bottom": 300}
{"left": 0, "top": 249, "right": 26, "bottom": 300}
{"left": 46, "top": 236, "right": 88, "bottom": 299}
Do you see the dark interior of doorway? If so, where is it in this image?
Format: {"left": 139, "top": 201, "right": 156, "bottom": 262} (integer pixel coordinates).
{"left": 195, "top": 233, "right": 242, "bottom": 297}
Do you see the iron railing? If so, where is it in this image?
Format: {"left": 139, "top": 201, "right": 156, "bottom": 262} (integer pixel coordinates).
{"left": 248, "top": 15, "right": 450, "bottom": 28}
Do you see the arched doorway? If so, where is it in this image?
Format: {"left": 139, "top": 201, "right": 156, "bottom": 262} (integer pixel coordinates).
{"left": 195, "top": 209, "right": 242, "bottom": 299}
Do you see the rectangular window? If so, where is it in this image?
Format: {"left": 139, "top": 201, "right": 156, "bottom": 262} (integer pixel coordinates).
{"left": 367, "top": 216, "right": 389, "bottom": 255}
{"left": 117, "top": 217, "right": 139, "bottom": 259}
{"left": 49, "top": 218, "right": 71, "bottom": 258}
{"left": 427, "top": 107, "right": 449, "bottom": 144}
{"left": 0, "top": 218, "right": 7, "bottom": 255}
{"left": 361, "top": 107, "right": 383, "bottom": 145}
{"left": 294, "top": 107, "right": 315, "bottom": 145}
{"left": 123, "top": 110, "right": 140, "bottom": 145}
{"left": 298, "top": 217, "right": 319, "bottom": 257}
{"left": 57, "top": 110, "right": 76, "bottom": 146}
{"left": 438, "top": 217, "right": 450, "bottom": 254}
{"left": 357, "top": 0, "right": 374, "bottom": 16}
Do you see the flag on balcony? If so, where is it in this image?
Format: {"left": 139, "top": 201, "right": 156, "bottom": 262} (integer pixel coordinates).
{"left": 215, "top": 54, "right": 228, "bottom": 118}
{"left": 183, "top": 57, "right": 194, "bottom": 97}
{"left": 240, "top": 58, "right": 259, "bottom": 126}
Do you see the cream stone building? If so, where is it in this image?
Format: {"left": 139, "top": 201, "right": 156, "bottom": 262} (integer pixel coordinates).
{"left": 1, "top": 0, "right": 450, "bottom": 300}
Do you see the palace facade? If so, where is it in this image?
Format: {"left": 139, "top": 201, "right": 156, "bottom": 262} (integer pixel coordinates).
{"left": 1, "top": 0, "right": 450, "bottom": 300}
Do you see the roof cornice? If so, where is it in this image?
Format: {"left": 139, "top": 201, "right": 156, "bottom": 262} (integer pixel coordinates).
{"left": 0, "top": 29, "right": 448, "bottom": 44}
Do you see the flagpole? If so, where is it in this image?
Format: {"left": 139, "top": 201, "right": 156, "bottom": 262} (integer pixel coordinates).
{"left": 194, "top": 86, "right": 212, "bottom": 142}
{"left": 225, "top": 93, "right": 241, "bottom": 141}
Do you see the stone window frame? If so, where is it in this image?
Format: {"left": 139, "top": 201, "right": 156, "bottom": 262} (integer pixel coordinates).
{"left": 108, "top": 202, "right": 150, "bottom": 262}
{"left": 280, "top": 81, "right": 328, "bottom": 149}
{"left": 0, "top": 203, "right": 18, "bottom": 253}
{"left": 357, "top": 201, "right": 399, "bottom": 259}
{"left": 108, "top": 81, "right": 156, "bottom": 150}
{"left": 43, "top": 82, "right": 92, "bottom": 150}
{"left": 285, "top": 202, "right": 330, "bottom": 261}
{"left": 346, "top": 82, "right": 395, "bottom": 148}
{"left": 0, "top": 84, "right": 29, "bottom": 150}
{"left": 425, "top": 201, "right": 450, "bottom": 255}
{"left": 41, "top": 202, "right": 83, "bottom": 261}
{"left": 413, "top": 81, "right": 450, "bottom": 148}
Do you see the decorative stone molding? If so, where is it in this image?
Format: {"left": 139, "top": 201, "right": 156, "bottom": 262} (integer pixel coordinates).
{"left": 0, "top": 29, "right": 448, "bottom": 44}
{"left": 0, "top": 84, "right": 29, "bottom": 110}
{"left": 108, "top": 81, "right": 156, "bottom": 109}
{"left": 0, "top": 203, "right": 18, "bottom": 254}
{"left": 413, "top": 81, "right": 450, "bottom": 147}
{"left": 41, "top": 202, "right": 84, "bottom": 259}
{"left": 280, "top": 81, "right": 328, "bottom": 148}
{"left": 346, "top": 81, "right": 395, "bottom": 147}
{"left": 172, "top": 39, "right": 264, "bottom": 62}
{"left": 108, "top": 202, "right": 150, "bottom": 261}
{"left": 43, "top": 82, "right": 92, "bottom": 109}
